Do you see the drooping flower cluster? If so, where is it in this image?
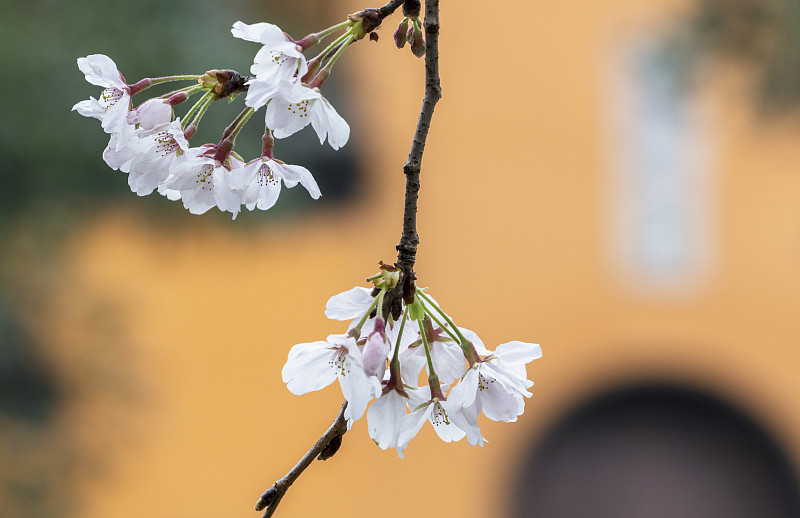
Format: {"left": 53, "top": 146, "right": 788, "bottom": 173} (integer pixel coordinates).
{"left": 282, "top": 266, "right": 542, "bottom": 458}
{"left": 72, "top": 12, "right": 383, "bottom": 217}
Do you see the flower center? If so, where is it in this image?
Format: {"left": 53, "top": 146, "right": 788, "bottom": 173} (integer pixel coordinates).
{"left": 477, "top": 373, "right": 494, "bottom": 392}
{"left": 286, "top": 99, "right": 310, "bottom": 118}
{"left": 257, "top": 163, "right": 280, "bottom": 186}
{"left": 101, "top": 87, "right": 124, "bottom": 107}
{"left": 153, "top": 131, "right": 179, "bottom": 156}
{"left": 195, "top": 164, "right": 214, "bottom": 190}
{"left": 430, "top": 401, "right": 451, "bottom": 427}
{"left": 328, "top": 347, "right": 349, "bottom": 376}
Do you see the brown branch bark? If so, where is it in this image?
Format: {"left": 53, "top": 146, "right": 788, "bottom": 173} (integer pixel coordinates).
{"left": 391, "top": 0, "right": 442, "bottom": 310}
{"left": 254, "top": 1, "right": 442, "bottom": 515}
{"left": 254, "top": 402, "right": 348, "bottom": 517}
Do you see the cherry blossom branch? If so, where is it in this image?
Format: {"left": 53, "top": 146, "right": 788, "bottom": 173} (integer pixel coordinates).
{"left": 254, "top": 402, "right": 348, "bottom": 518}
{"left": 378, "top": 0, "right": 406, "bottom": 19}
{"left": 389, "top": 0, "right": 441, "bottom": 314}
{"left": 254, "top": 2, "right": 438, "bottom": 515}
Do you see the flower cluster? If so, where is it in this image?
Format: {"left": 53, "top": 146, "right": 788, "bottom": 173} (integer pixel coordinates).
{"left": 282, "top": 267, "right": 542, "bottom": 458}
{"left": 72, "top": 13, "right": 383, "bottom": 217}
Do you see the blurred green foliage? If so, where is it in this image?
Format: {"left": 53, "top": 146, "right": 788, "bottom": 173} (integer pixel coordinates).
{"left": 671, "top": 0, "right": 800, "bottom": 113}
{"left": 0, "top": 0, "right": 359, "bottom": 227}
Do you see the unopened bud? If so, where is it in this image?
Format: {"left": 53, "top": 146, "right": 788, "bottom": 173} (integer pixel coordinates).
{"left": 254, "top": 485, "right": 279, "bottom": 512}
{"left": 394, "top": 18, "right": 409, "bottom": 48}
{"left": 183, "top": 123, "right": 197, "bottom": 139}
{"left": 199, "top": 69, "right": 246, "bottom": 99}
{"left": 317, "top": 434, "right": 343, "bottom": 460}
{"left": 410, "top": 21, "right": 425, "bottom": 58}
{"left": 349, "top": 8, "right": 382, "bottom": 40}
{"left": 168, "top": 92, "right": 188, "bottom": 106}
{"left": 402, "top": 0, "right": 422, "bottom": 18}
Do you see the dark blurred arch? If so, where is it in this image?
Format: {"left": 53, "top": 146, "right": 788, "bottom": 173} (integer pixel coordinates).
{"left": 513, "top": 383, "right": 800, "bottom": 518}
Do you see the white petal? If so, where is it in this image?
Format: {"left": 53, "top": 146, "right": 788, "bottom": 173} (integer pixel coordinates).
{"left": 396, "top": 402, "right": 432, "bottom": 457}
{"left": 231, "top": 21, "right": 285, "bottom": 44}
{"left": 310, "top": 97, "right": 350, "bottom": 149}
{"left": 496, "top": 341, "right": 542, "bottom": 365}
{"left": 281, "top": 341, "right": 338, "bottom": 394}
{"left": 325, "top": 287, "right": 374, "bottom": 320}
{"left": 428, "top": 401, "right": 466, "bottom": 443}
{"left": 339, "top": 361, "right": 379, "bottom": 425}
{"left": 367, "top": 391, "right": 408, "bottom": 450}
{"left": 77, "top": 54, "right": 123, "bottom": 88}
{"left": 275, "top": 163, "right": 321, "bottom": 199}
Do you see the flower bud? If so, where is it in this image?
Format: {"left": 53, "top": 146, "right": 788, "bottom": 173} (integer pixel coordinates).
{"left": 317, "top": 434, "right": 343, "bottom": 460}
{"left": 198, "top": 69, "right": 246, "bottom": 99}
{"left": 167, "top": 92, "right": 188, "bottom": 106}
{"left": 410, "top": 20, "right": 425, "bottom": 58}
{"left": 402, "top": 0, "right": 422, "bottom": 18}
{"left": 349, "top": 8, "right": 381, "bottom": 40}
{"left": 394, "top": 18, "right": 409, "bottom": 48}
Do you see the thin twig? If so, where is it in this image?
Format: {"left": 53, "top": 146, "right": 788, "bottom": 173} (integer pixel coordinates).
{"left": 254, "top": 1, "right": 441, "bottom": 515}
{"left": 378, "top": 0, "right": 406, "bottom": 19}
{"left": 389, "top": 0, "right": 442, "bottom": 312}
{"left": 255, "top": 402, "right": 348, "bottom": 518}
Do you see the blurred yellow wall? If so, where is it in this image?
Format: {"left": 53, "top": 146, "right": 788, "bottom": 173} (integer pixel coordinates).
{"left": 40, "top": 0, "right": 800, "bottom": 516}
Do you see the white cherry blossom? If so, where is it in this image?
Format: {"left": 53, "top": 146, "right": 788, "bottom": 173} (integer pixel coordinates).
{"left": 229, "top": 155, "right": 320, "bottom": 211}
{"left": 396, "top": 386, "right": 483, "bottom": 458}
{"left": 448, "top": 340, "right": 542, "bottom": 423}
{"left": 231, "top": 21, "right": 308, "bottom": 109}
{"left": 72, "top": 54, "right": 131, "bottom": 134}
{"left": 367, "top": 389, "right": 409, "bottom": 452}
{"left": 162, "top": 145, "right": 244, "bottom": 216}
{"left": 282, "top": 333, "right": 381, "bottom": 428}
{"left": 266, "top": 81, "right": 350, "bottom": 149}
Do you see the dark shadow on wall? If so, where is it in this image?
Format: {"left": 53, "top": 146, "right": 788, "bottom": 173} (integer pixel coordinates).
{"left": 513, "top": 383, "right": 800, "bottom": 518}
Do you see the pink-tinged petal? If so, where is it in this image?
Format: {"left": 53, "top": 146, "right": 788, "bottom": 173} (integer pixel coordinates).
{"left": 361, "top": 332, "right": 390, "bottom": 378}
{"left": 281, "top": 341, "right": 338, "bottom": 395}
{"left": 325, "top": 287, "right": 374, "bottom": 320}
{"left": 77, "top": 54, "right": 123, "bottom": 88}
{"left": 367, "top": 391, "right": 408, "bottom": 450}
{"left": 133, "top": 99, "right": 172, "bottom": 130}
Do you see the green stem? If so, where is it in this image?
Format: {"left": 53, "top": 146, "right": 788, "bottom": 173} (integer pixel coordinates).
{"left": 392, "top": 306, "right": 410, "bottom": 366}
{"left": 352, "top": 290, "right": 384, "bottom": 338}
{"left": 416, "top": 291, "right": 469, "bottom": 345}
{"left": 182, "top": 90, "right": 213, "bottom": 127}
{"left": 310, "top": 30, "right": 352, "bottom": 65}
{"left": 315, "top": 20, "right": 353, "bottom": 41}
{"left": 418, "top": 318, "right": 444, "bottom": 399}
{"left": 227, "top": 107, "right": 255, "bottom": 142}
{"left": 419, "top": 300, "right": 459, "bottom": 343}
{"left": 159, "top": 84, "right": 203, "bottom": 100}
{"left": 320, "top": 33, "right": 355, "bottom": 72}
